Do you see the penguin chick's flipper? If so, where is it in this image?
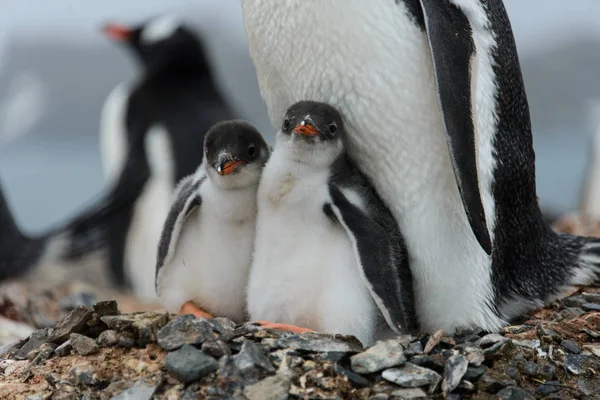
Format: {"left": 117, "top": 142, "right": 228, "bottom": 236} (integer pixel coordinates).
{"left": 252, "top": 321, "right": 314, "bottom": 334}
{"left": 419, "top": 0, "right": 492, "bottom": 255}
{"left": 180, "top": 301, "right": 214, "bottom": 319}
{"left": 324, "top": 185, "right": 417, "bottom": 334}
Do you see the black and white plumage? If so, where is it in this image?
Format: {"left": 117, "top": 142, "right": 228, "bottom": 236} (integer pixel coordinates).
{"left": 241, "top": 0, "right": 600, "bottom": 333}
{"left": 247, "top": 101, "right": 416, "bottom": 346}
{"left": 155, "top": 120, "right": 270, "bottom": 322}
{"left": 60, "top": 15, "right": 234, "bottom": 299}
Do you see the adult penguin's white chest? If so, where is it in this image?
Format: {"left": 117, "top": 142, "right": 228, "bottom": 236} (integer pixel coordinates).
{"left": 242, "top": 0, "right": 502, "bottom": 332}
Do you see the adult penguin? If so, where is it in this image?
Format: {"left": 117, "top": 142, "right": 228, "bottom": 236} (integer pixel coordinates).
{"left": 65, "top": 15, "right": 234, "bottom": 300}
{"left": 239, "top": 1, "right": 600, "bottom": 333}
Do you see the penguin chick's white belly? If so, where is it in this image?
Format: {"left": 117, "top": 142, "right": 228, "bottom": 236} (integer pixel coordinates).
{"left": 248, "top": 156, "right": 378, "bottom": 346}
{"left": 158, "top": 181, "right": 257, "bottom": 323}
{"left": 242, "top": 0, "right": 500, "bottom": 332}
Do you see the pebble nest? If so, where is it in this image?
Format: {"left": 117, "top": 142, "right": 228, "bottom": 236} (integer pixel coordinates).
{"left": 0, "top": 288, "right": 599, "bottom": 400}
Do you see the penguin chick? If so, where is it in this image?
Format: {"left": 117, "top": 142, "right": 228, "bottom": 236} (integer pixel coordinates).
{"left": 155, "top": 120, "right": 269, "bottom": 322}
{"left": 247, "top": 100, "right": 417, "bottom": 346}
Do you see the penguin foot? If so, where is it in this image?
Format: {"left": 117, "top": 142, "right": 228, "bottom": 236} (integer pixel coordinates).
{"left": 180, "top": 301, "right": 213, "bottom": 319}
{"left": 252, "top": 320, "right": 314, "bottom": 334}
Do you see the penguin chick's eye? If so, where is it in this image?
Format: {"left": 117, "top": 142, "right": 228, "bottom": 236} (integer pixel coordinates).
{"left": 248, "top": 144, "right": 256, "bottom": 157}
{"left": 328, "top": 123, "right": 337, "bottom": 135}
{"left": 283, "top": 118, "right": 290, "bottom": 129}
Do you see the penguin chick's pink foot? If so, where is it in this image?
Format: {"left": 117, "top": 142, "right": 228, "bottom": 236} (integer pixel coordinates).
{"left": 253, "top": 320, "right": 314, "bottom": 334}
{"left": 180, "top": 301, "right": 214, "bottom": 319}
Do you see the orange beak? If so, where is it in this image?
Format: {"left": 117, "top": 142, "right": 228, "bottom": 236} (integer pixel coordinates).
{"left": 293, "top": 121, "right": 320, "bottom": 137}
{"left": 216, "top": 153, "right": 246, "bottom": 176}
{"left": 102, "top": 23, "right": 131, "bottom": 41}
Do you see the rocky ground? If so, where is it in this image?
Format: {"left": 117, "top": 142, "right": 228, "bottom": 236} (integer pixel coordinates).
{"left": 0, "top": 282, "right": 599, "bottom": 400}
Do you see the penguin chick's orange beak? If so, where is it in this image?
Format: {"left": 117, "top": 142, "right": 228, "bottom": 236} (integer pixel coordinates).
{"left": 294, "top": 121, "right": 320, "bottom": 137}
{"left": 216, "top": 154, "right": 246, "bottom": 176}
{"left": 102, "top": 23, "right": 131, "bottom": 41}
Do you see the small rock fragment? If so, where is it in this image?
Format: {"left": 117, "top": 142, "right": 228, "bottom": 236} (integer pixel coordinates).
{"left": 101, "top": 311, "right": 168, "bottom": 345}
{"left": 465, "top": 348, "right": 485, "bottom": 366}
{"left": 511, "top": 339, "right": 539, "bottom": 349}
{"left": 536, "top": 381, "right": 562, "bottom": 396}
{"left": 70, "top": 333, "right": 99, "bottom": 355}
{"left": 389, "top": 388, "right": 428, "bottom": 399}
{"left": 201, "top": 339, "right": 231, "bottom": 358}
{"left": 31, "top": 342, "right": 57, "bottom": 365}
{"left": 117, "top": 332, "right": 136, "bottom": 348}
{"left": 505, "top": 367, "right": 518, "bottom": 380}
{"left": 277, "top": 333, "right": 363, "bottom": 353}
{"left": 523, "top": 360, "right": 538, "bottom": 377}
{"left": 157, "top": 314, "right": 214, "bottom": 351}
{"left": 93, "top": 300, "right": 120, "bottom": 316}
{"left": 243, "top": 373, "right": 292, "bottom": 400}
{"left": 382, "top": 363, "right": 442, "bottom": 392}
{"left": 457, "top": 380, "right": 475, "bottom": 392}
{"left": 15, "top": 328, "right": 50, "bottom": 360}
{"left": 235, "top": 341, "right": 276, "bottom": 375}
{"left": 537, "top": 326, "right": 561, "bottom": 341}
{"left": 583, "top": 344, "right": 600, "bottom": 358}
{"left": 561, "top": 339, "right": 581, "bottom": 354}
{"left": 442, "top": 353, "right": 468, "bottom": 395}
{"left": 333, "top": 364, "right": 369, "bottom": 388}
{"left": 463, "top": 365, "right": 487, "bottom": 380}
{"left": 410, "top": 354, "right": 445, "bottom": 370}
{"left": 564, "top": 354, "right": 595, "bottom": 375}
{"left": 477, "top": 373, "right": 515, "bottom": 394}
{"left": 497, "top": 387, "right": 535, "bottom": 400}
{"left": 351, "top": 339, "right": 406, "bottom": 374}
{"left": 404, "top": 341, "right": 423, "bottom": 357}
{"left": 53, "top": 340, "right": 72, "bottom": 357}
{"left": 165, "top": 344, "right": 218, "bottom": 383}
{"left": 582, "top": 303, "right": 600, "bottom": 311}
{"left": 97, "top": 330, "right": 119, "bottom": 347}
{"left": 50, "top": 305, "right": 93, "bottom": 344}
{"left": 112, "top": 380, "right": 157, "bottom": 400}
{"left": 70, "top": 364, "right": 103, "bottom": 386}
{"left": 477, "top": 333, "right": 507, "bottom": 348}
{"left": 424, "top": 329, "right": 444, "bottom": 354}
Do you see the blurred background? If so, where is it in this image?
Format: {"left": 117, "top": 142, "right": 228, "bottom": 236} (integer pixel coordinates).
{"left": 0, "top": 0, "right": 599, "bottom": 234}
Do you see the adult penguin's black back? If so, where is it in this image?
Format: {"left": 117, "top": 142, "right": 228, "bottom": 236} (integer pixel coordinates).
{"left": 61, "top": 16, "right": 234, "bottom": 299}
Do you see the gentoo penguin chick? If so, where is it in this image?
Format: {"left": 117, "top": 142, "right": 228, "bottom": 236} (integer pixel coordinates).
{"left": 240, "top": 1, "right": 600, "bottom": 334}
{"left": 247, "top": 101, "right": 416, "bottom": 346}
{"left": 62, "top": 15, "right": 234, "bottom": 299}
{"left": 155, "top": 120, "right": 269, "bottom": 322}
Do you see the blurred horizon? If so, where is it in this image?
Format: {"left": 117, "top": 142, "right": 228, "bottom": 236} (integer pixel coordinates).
{"left": 1, "top": 0, "right": 600, "bottom": 232}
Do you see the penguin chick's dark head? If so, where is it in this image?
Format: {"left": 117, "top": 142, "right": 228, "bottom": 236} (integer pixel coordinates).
{"left": 204, "top": 120, "right": 270, "bottom": 189}
{"left": 102, "top": 15, "right": 208, "bottom": 75}
{"left": 280, "top": 101, "right": 345, "bottom": 165}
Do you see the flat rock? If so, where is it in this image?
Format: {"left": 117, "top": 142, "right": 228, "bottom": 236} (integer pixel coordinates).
{"left": 165, "top": 344, "right": 218, "bottom": 383}
{"left": 93, "top": 300, "right": 120, "bottom": 317}
{"left": 277, "top": 333, "right": 363, "bottom": 353}
{"left": 101, "top": 311, "right": 169, "bottom": 345}
{"left": 50, "top": 306, "right": 93, "bottom": 344}
{"left": 382, "top": 363, "right": 441, "bottom": 392}
{"left": 235, "top": 341, "right": 276, "bottom": 375}
{"left": 70, "top": 333, "right": 99, "bottom": 356}
{"left": 424, "top": 329, "right": 444, "bottom": 354}
{"left": 15, "top": 328, "right": 50, "bottom": 360}
{"left": 561, "top": 339, "right": 581, "bottom": 354}
{"left": 497, "top": 387, "right": 535, "bottom": 400}
{"left": 157, "top": 314, "right": 214, "bottom": 351}
{"left": 463, "top": 365, "right": 487, "bottom": 380}
{"left": 31, "top": 342, "right": 57, "bottom": 365}
{"left": 564, "top": 354, "right": 596, "bottom": 375}
{"left": 351, "top": 339, "right": 407, "bottom": 374}
{"left": 243, "top": 372, "right": 292, "bottom": 400}
{"left": 112, "top": 381, "right": 157, "bottom": 400}
{"left": 583, "top": 344, "right": 600, "bottom": 358}
{"left": 404, "top": 341, "right": 423, "bottom": 357}
{"left": 389, "top": 388, "right": 428, "bottom": 399}
{"left": 442, "top": 353, "right": 468, "bottom": 395}
{"left": 53, "top": 340, "right": 72, "bottom": 357}
{"left": 582, "top": 303, "right": 600, "bottom": 311}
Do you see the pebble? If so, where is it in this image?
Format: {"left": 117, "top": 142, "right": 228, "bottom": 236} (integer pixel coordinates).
{"left": 157, "top": 314, "right": 214, "bottom": 351}
{"left": 497, "top": 387, "right": 535, "bottom": 400}
{"left": 537, "top": 326, "right": 561, "bottom": 341}
{"left": 423, "top": 329, "right": 444, "bottom": 354}
{"left": 477, "top": 334, "right": 507, "bottom": 348}
{"left": 389, "top": 388, "right": 428, "bottom": 399}
{"left": 165, "top": 344, "right": 218, "bottom": 384}
{"left": 97, "top": 330, "right": 119, "bottom": 347}
{"left": 93, "top": 300, "right": 120, "bottom": 317}
{"left": 277, "top": 333, "right": 363, "bottom": 353}
{"left": 505, "top": 367, "right": 518, "bottom": 380}
{"left": 113, "top": 381, "right": 158, "bottom": 400}
{"left": 561, "top": 339, "right": 581, "bottom": 354}
{"left": 234, "top": 341, "right": 276, "bottom": 375}
{"left": 53, "top": 340, "right": 72, "bottom": 357}
{"left": 50, "top": 306, "right": 93, "bottom": 344}
{"left": 31, "top": 343, "right": 57, "bottom": 365}
{"left": 522, "top": 360, "right": 538, "bottom": 376}
{"left": 15, "top": 328, "right": 50, "bottom": 360}
{"left": 201, "top": 339, "right": 231, "bottom": 359}
{"left": 465, "top": 348, "right": 485, "bottom": 366}
{"left": 70, "top": 333, "right": 99, "bottom": 356}
{"left": 582, "top": 303, "right": 600, "bottom": 311}
{"left": 409, "top": 355, "right": 445, "bottom": 371}
{"left": 118, "top": 332, "right": 136, "bottom": 348}
{"left": 564, "top": 354, "right": 595, "bottom": 375}
{"left": 382, "top": 363, "right": 441, "bottom": 392}
{"left": 582, "top": 293, "right": 600, "bottom": 303}
{"left": 333, "top": 364, "right": 369, "bottom": 388}
{"left": 101, "top": 311, "right": 169, "bottom": 346}
{"left": 404, "top": 341, "right": 423, "bottom": 357}
{"left": 442, "top": 353, "right": 468, "bottom": 394}
{"left": 243, "top": 373, "right": 292, "bottom": 400}
{"left": 315, "top": 351, "right": 351, "bottom": 364}
{"left": 536, "top": 381, "right": 562, "bottom": 396}
{"left": 70, "top": 364, "right": 103, "bottom": 386}
{"left": 351, "top": 339, "right": 407, "bottom": 374}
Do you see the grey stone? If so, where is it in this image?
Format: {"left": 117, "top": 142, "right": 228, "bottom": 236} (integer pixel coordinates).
{"left": 536, "top": 381, "right": 562, "bottom": 396}
{"left": 404, "top": 341, "right": 423, "bottom": 357}
{"left": 93, "top": 300, "right": 120, "bottom": 316}
{"left": 70, "top": 333, "right": 99, "bottom": 356}
{"left": 581, "top": 328, "right": 600, "bottom": 339}
{"left": 505, "top": 367, "right": 518, "bottom": 380}
{"left": 565, "top": 354, "right": 594, "bottom": 375}
{"left": 24, "top": 396, "right": 44, "bottom": 400}
{"left": 101, "top": 311, "right": 169, "bottom": 346}
{"left": 243, "top": 373, "right": 292, "bottom": 400}
{"left": 541, "top": 364, "right": 556, "bottom": 381}
{"left": 477, "top": 334, "right": 508, "bottom": 348}
{"left": 409, "top": 355, "right": 445, "bottom": 370}
{"left": 537, "top": 326, "right": 561, "bottom": 341}
{"left": 389, "top": 388, "right": 428, "bottom": 399}
{"left": 477, "top": 373, "right": 515, "bottom": 394}
{"left": 209, "top": 317, "right": 236, "bottom": 333}
{"left": 576, "top": 377, "right": 600, "bottom": 397}
{"left": 15, "top": 328, "right": 50, "bottom": 360}
{"left": 582, "top": 293, "right": 600, "bottom": 303}
{"left": 157, "top": 314, "right": 214, "bottom": 351}
{"left": 351, "top": 339, "right": 406, "bottom": 374}
{"left": 423, "top": 329, "right": 444, "bottom": 354}
{"left": 562, "top": 295, "right": 587, "bottom": 308}
{"left": 523, "top": 360, "right": 538, "bottom": 376}
{"left": 97, "top": 330, "right": 119, "bottom": 347}
{"left": 369, "top": 395, "right": 389, "bottom": 400}
{"left": 53, "top": 340, "right": 72, "bottom": 357}
{"left": 442, "top": 353, "right": 468, "bottom": 394}
{"left": 117, "top": 332, "right": 136, "bottom": 348}
{"left": 465, "top": 349, "right": 485, "bottom": 366}
{"left": 31, "top": 343, "right": 57, "bottom": 365}
{"left": 50, "top": 306, "right": 93, "bottom": 344}
{"left": 69, "top": 364, "right": 103, "bottom": 386}
{"left": 165, "top": 344, "right": 218, "bottom": 383}
{"left": 457, "top": 380, "right": 475, "bottom": 392}
{"left": 381, "top": 363, "right": 442, "bottom": 392}
{"left": 497, "top": 387, "right": 535, "bottom": 400}
{"left": 201, "top": 339, "right": 231, "bottom": 359}
{"left": 333, "top": 364, "right": 369, "bottom": 387}
{"left": 277, "top": 333, "right": 363, "bottom": 353}
{"left": 315, "top": 351, "right": 351, "bottom": 364}
{"left": 583, "top": 303, "right": 600, "bottom": 311}
{"left": 112, "top": 381, "right": 157, "bottom": 400}
{"left": 463, "top": 365, "right": 487, "bottom": 380}
{"left": 235, "top": 341, "right": 276, "bottom": 375}
{"left": 561, "top": 339, "right": 581, "bottom": 354}
{"left": 218, "top": 355, "right": 245, "bottom": 395}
